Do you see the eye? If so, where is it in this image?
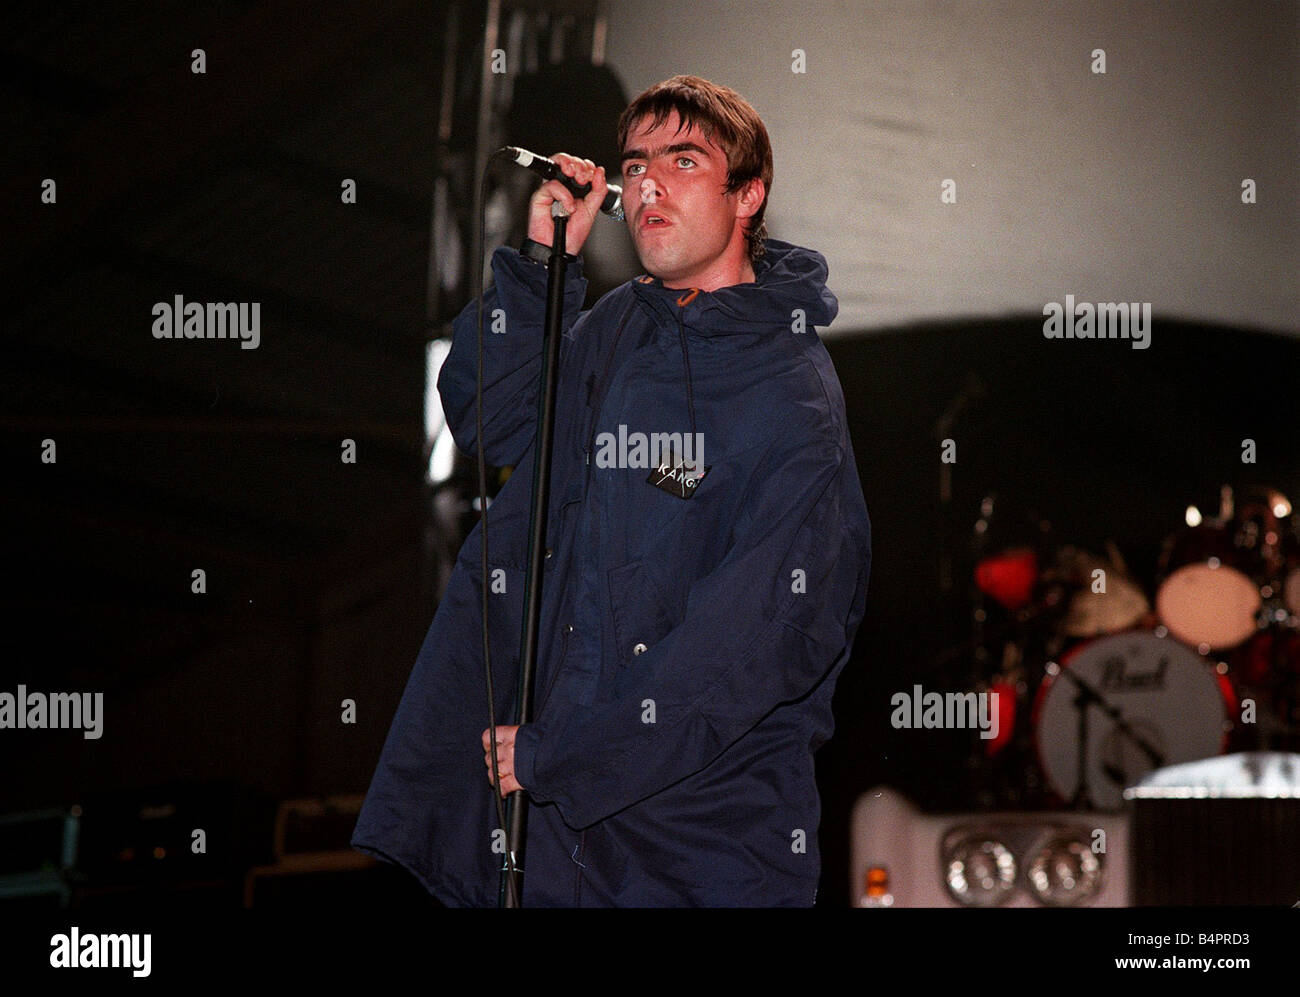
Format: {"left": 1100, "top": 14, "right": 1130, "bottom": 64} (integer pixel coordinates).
{"left": 624, "top": 163, "right": 644, "bottom": 177}
{"left": 676, "top": 156, "right": 695, "bottom": 168}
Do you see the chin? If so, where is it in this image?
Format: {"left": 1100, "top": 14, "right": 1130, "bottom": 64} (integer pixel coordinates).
{"left": 639, "top": 250, "right": 689, "bottom": 280}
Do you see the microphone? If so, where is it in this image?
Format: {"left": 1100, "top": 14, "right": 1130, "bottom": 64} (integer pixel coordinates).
{"left": 503, "top": 146, "right": 625, "bottom": 221}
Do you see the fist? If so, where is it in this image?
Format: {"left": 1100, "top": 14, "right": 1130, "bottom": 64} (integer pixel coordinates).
{"left": 482, "top": 725, "right": 523, "bottom": 797}
{"left": 526, "top": 154, "right": 607, "bottom": 258}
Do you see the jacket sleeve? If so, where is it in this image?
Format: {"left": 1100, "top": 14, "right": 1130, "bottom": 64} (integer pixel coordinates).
{"left": 512, "top": 435, "right": 871, "bottom": 828}
{"left": 437, "top": 245, "right": 588, "bottom": 468}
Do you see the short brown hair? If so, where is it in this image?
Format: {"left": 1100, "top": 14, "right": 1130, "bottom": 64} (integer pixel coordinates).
{"left": 617, "top": 76, "right": 773, "bottom": 265}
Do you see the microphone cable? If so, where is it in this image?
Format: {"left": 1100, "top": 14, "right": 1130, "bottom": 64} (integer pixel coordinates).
{"left": 475, "top": 147, "right": 521, "bottom": 907}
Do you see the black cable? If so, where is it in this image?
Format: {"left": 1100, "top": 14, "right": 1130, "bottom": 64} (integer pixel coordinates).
{"left": 476, "top": 148, "right": 520, "bottom": 907}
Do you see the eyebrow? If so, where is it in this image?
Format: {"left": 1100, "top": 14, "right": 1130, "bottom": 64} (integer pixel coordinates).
{"left": 619, "top": 141, "right": 712, "bottom": 164}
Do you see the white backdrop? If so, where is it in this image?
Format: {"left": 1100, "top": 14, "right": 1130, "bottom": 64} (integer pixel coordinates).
{"left": 601, "top": 0, "right": 1298, "bottom": 335}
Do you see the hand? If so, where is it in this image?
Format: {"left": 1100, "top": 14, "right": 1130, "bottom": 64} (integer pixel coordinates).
{"left": 526, "top": 153, "right": 607, "bottom": 257}
{"left": 482, "top": 725, "right": 523, "bottom": 797}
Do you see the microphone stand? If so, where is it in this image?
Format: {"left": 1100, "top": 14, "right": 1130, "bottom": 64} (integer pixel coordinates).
{"left": 499, "top": 203, "right": 569, "bottom": 908}
{"left": 1058, "top": 668, "right": 1165, "bottom": 808}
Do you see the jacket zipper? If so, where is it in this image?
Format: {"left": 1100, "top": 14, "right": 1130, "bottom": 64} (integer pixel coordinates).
{"left": 675, "top": 311, "right": 699, "bottom": 448}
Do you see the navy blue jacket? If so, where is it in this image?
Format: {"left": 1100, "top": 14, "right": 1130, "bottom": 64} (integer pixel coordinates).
{"left": 351, "top": 238, "right": 871, "bottom": 906}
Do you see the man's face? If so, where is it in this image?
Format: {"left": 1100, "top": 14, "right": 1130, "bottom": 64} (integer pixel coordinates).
{"left": 620, "top": 110, "right": 758, "bottom": 289}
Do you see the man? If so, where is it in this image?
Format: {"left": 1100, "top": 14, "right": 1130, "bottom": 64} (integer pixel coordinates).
{"left": 352, "top": 75, "right": 871, "bottom": 906}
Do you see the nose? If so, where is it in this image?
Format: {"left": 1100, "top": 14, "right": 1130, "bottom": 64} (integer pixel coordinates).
{"left": 639, "top": 158, "right": 672, "bottom": 200}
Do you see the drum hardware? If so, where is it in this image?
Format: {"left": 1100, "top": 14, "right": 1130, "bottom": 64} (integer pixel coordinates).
{"left": 1231, "top": 486, "right": 1292, "bottom": 578}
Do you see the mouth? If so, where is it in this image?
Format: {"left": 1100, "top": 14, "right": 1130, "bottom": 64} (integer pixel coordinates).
{"left": 639, "top": 212, "right": 672, "bottom": 231}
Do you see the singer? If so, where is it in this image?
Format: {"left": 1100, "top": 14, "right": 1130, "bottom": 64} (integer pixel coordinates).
{"left": 352, "top": 75, "right": 871, "bottom": 906}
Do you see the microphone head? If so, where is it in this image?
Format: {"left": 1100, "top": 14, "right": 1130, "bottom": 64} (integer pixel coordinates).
{"left": 605, "top": 184, "right": 625, "bottom": 221}
{"left": 504, "top": 146, "right": 533, "bottom": 167}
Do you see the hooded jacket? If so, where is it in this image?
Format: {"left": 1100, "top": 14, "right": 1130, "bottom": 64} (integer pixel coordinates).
{"left": 351, "top": 238, "right": 871, "bottom": 906}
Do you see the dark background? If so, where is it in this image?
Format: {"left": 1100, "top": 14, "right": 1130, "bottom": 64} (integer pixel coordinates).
{"left": 2, "top": 2, "right": 1296, "bottom": 910}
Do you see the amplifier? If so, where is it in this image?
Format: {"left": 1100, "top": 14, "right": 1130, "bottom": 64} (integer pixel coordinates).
{"left": 1126, "top": 752, "right": 1300, "bottom": 905}
{"left": 850, "top": 787, "right": 1129, "bottom": 907}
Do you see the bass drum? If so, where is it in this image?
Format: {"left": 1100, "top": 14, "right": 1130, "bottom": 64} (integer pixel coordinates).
{"left": 1034, "top": 630, "right": 1233, "bottom": 810}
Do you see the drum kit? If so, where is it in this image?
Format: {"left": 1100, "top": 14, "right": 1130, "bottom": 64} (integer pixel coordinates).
{"left": 965, "top": 485, "right": 1300, "bottom": 812}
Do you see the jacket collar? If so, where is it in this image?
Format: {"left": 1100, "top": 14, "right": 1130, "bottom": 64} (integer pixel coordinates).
{"left": 629, "top": 239, "right": 838, "bottom": 336}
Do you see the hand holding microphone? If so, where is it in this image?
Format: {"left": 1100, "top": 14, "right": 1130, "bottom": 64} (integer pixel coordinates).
{"left": 507, "top": 147, "right": 624, "bottom": 258}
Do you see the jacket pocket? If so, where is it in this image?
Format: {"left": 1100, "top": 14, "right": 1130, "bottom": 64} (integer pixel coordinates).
{"left": 607, "top": 557, "right": 676, "bottom": 666}
{"left": 535, "top": 621, "right": 573, "bottom": 717}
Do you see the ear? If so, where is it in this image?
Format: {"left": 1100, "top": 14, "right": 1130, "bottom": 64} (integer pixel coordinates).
{"left": 733, "top": 178, "right": 765, "bottom": 221}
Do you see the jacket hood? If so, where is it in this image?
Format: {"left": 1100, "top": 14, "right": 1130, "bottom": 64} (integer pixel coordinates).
{"left": 630, "top": 238, "right": 838, "bottom": 335}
